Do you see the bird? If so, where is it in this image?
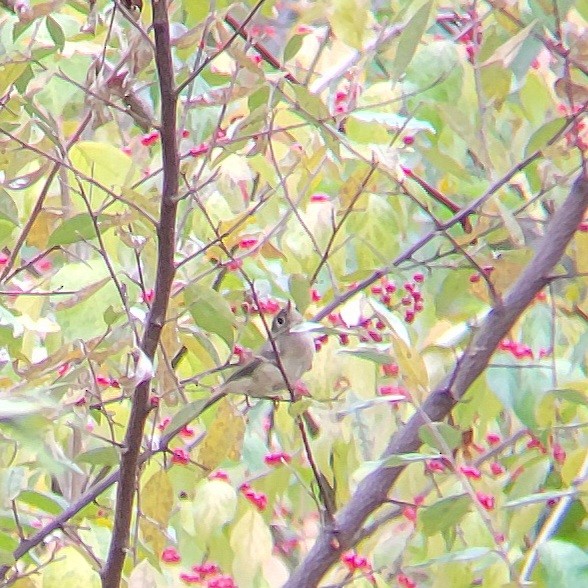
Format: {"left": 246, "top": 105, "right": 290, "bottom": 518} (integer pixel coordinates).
{"left": 219, "top": 301, "right": 315, "bottom": 399}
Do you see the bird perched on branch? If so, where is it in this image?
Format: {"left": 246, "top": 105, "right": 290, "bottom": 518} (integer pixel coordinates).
{"left": 220, "top": 301, "right": 315, "bottom": 399}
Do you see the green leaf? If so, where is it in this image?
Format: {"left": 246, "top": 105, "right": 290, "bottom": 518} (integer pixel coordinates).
{"left": 392, "top": 1, "right": 433, "bottom": 80}
{"left": 436, "top": 271, "right": 484, "bottom": 321}
{"left": 165, "top": 398, "right": 214, "bottom": 439}
{"left": 0, "top": 532, "right": 17, "bottom": 565}
{"left": 505, "top": 488, "right": 577, "bottom": 508}
{"left": 486, "top": 367, "right": 540, "bottom": 430}
{"left": 480, "top": 63, "right": 512, "bottom": 105}
{"left": 1, "top": 466, "right": 26, "bottom": 501}
{"left": 0, "top": 62, "right": 29, "bottom": 95}
{"left": 289, "top": 85, "right": 331, "bottom": 121}
{"left": 578, "top": 1, "right": 588, "bottom": 21}
{"left": 419, "top": 422, "right": 462, "bottom": 452}
{"left": 330, "top": 0, "right": 368, "bottom": 49}
{"left": 420, "top": 495, "right": 471, "bottom": 535}
{"left": 185, "top": 285, "right": 236, "bottom": 348}
{"left": 103, "top": 305, "right": 123, "bottom": 327}
{"left": 480, "top": 20, "right": 537, "bottom": 68}
{"left": 248, "top": 86, "right": 270, "bottom": 112}
{"left": 383, "top": 452, "right": 442, "bottom": 467}
{"left": 42, "top": 546, "right": 101, "bottom": 588}
{"left": 0, "top": 188, "right": 19, "bottom": 225}
{"left": 538, "top": 540, "right": 588, "bottom": 587}
{"left": 46, "top": 16, "right": 65, "bottom": 51}
{"left": 345, "top": 117, "right": 390, "bottom": 144}
{"left": 525, "top": 118, "right": 567, "bottom": 157}
{"left": 284, "top": 34, "right": 303, "bottom": 61}
{"left": 18, "top": 490, "right": 68, "bottom": 515}
{"left": 69, "top": 141, "right": 135, "bottom": 189}
{"left": 496, "top": 200, "right": 524, "bottom": 246}
{"left": 48, "top": 213, "right": 103, "bottom": 247}
{"left": 412, "top": 547, "right": 492, "bottom": 567}
{"left": 349, "top": 111, "right": 435, "bottom": 132}
{"left": 338, "top": 347, "right": 392, "bottom": 364}
{"left": 76, "top": 446, "right": 120, "bottom": 466}
{"left": 289, "top": 273, "right": 311, "bottom": 312}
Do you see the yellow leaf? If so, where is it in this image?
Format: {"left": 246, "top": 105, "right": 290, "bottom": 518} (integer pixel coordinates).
{"left": 139, "top": 470, "right": 173, "bottom": 556}
{"left": 572, "top": 231, "right": 588, "bottom": 274}
{"left": 41, "top": 546, "right": 100, "bottom": 588}
{"left": 230, "top": 509, "right": 273, "bottom": 587}
{"left": 260, "top": 241, "right": 286, "bottom": 260}
{"left": 192, "top": 479, "right": 238, "bottom": 542}
{"left": 331, "top": 0, "right": 368, "bottom": 50}
{"left": 339, "top": 163, "right": 377, "bottom": 209}
{"left": 128, "top": 559, "right": 164, "bottom": 588}
{"left": 196, "top": 399, "right": 245, "bottom": 470}
{"left": 54, "top": 277, "right": 111, "bottom": 310}
{"left": 470, "top": 249, "right": 533, "bottom": 301}
{"left": 27, "top": 209, "right": 60, "bottom": 248}
{"left": 391, "top": 334, "right": 429, "bottom": 398}
{"left": 69, "top": 141, "right": 136, "bottom": 190}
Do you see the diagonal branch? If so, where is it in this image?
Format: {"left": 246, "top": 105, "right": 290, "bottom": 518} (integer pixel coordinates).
{"left": 283, "top": 171, "right": 588, "bottom": 586}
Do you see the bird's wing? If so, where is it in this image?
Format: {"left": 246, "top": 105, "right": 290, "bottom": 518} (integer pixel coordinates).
{"left": 223, "top": 355, "right": 270, "bottom": 383}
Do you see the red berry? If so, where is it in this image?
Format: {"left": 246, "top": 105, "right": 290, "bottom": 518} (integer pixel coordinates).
{"left": 486, "top": 433, "right": 501, "bottom": 446}
{"left": 368, "top": 330, "right": 382, "bottom": 342}
{"left": 209, "top": 470, "right": 229, "bottom": 481}
{"left": 161, "top": 546, "right": 181, "bottom": 563}
{"left": 490, "top": 462, "right": 505, "bottom": 476}
{"left": 402, "top": 506, "right": 417, "bottom": 522}
{"left": 382, "top": 363, "right": 399, "bottom": 376}
{"left": 225, "top": 259, "right": 242, "bottom": 271}
{"left": 171, "top": 448, "right": 190, "bottom": 465}
{"left": 476, "top": 491, "right": 495, "bottom": 511}
{"left": 552, "top": 443, "right": 566, "bottom": 464}
{"left": 426, "top": 459, "right": 446, "bottom": 473}
{"left": 140, "top": 130, "right": 159, "bottom": 146}
{"left": 189, "top": 142, "right": 208, "bottom": 157}
{"left": 238, "top": 238, "right": 258, "bottom": 249}
{"left": 264, "top": 451, "right": 292, "bottom": 466}
{"left": 460, "top": 465, "right": 482, "bottom": 479}
{"left": 397, "top": 574, "right": 417, "bottom": 588}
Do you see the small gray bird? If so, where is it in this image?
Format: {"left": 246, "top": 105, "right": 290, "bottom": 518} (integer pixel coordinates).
{"left": 220, "top": 302, "right": 315, "bottom": 398}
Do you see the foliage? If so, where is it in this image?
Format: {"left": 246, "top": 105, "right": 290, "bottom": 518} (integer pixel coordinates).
{"left": 0, "top": 0, "right": 587, "bottom": 586}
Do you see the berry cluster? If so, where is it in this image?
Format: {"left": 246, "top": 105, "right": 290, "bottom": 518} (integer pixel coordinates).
{"left": 498, "top": 339, "right": 550, "bottom": 360}
{"left": 341, "top": 550, "right": 374, "bottom": 583}
{"left": 160, "top": 547, "right": 236, "bottom": 587}
{"left": 239, "top": 482, "right": 268, "bottom": 511}
{"left": 371, "top": 273, "right": 425, "bottom": 324}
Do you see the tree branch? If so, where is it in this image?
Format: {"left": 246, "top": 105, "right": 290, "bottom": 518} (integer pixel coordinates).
{"left": 100, "top": 0, "right": 179, "bottom": 585}
{"left": 284, "top": 171, "right": 588, "bottom": 586}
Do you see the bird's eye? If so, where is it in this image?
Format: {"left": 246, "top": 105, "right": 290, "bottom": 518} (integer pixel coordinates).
{"left": 276, "top": 315, "right": 285, "bottom": 326}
